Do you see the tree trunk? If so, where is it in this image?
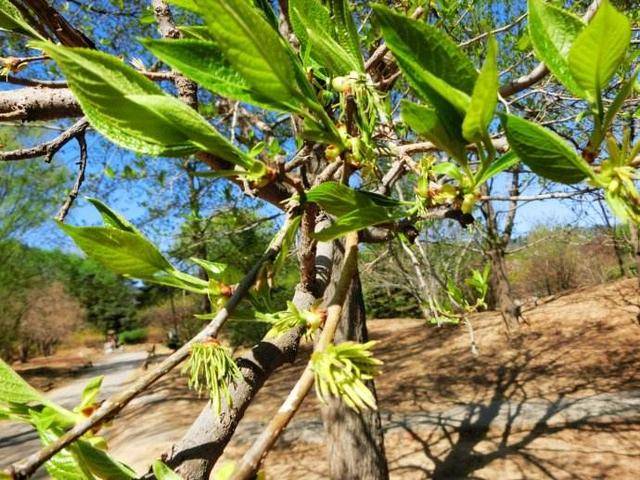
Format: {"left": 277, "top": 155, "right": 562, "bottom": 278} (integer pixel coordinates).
{"left": 488, "top": 247, "right": 522, "bottom": 333}
{"left": 630, "top": 223, "right": 640, "bottom": 288}
{"left": 320, "top": 242, "right": 389, "bottom": 480}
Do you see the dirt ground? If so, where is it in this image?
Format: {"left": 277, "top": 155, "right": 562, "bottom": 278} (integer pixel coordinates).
{"left": 97, "top": 278, "right": 640, "bottom": 479}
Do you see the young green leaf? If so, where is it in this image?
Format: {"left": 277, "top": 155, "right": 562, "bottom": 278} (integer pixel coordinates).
{"left": 527, "top": 0, "right": 586, "bottom": 98}
{"left": 59, "top": 225, "right": 174, "bottom": 280}
{"left": 329, "top": 0, "right": 365, "bottom": 71}
{"left": 75, "top": 440, "right": 137, "bottom": 480}
{"left": 306, "top": 181, "right": 402, "bottom": 217}
{"left": 289, "top": 0, "right": 334, "bottom": 58}
{"left": 77, "top": 376, "right": 103, "bottom": 412}
{"left": 35, "top": 43, "right": 249, "bottom": 165}
{"left": 313, "top": 206, "right": 404, "bottom": 242}
{"left": 152, "top": 461, "right": 183, "bottom": 480}
{"left": 0, "top": 0, "right": 45, "bottom": 38}
{"left": 474, "top": 151, "right": 520, "bottom": 186}
{"left": 86, "top": 198, "right": 140, "bottom": 234}
{"left": 603, "top": 68, "right": 639, "bottom": 133}
{"left": 193, "top": 0, "right": 309, "bottom": 110}
{"left": 0, "top": 358, "right": 45, "bottom": 405}
{"left": 401, "top": 100, "right": 465, "bottom": 161}
{"left": 303, "top": 20, "right": 361, "bottom": 75}
{"left": 141, "top": 38, "right": 294, "bottom": 112}
{"left": 568, "top": 0, "right": 631, "bottom": 101}
{"left": 503, "top": 114, "right": 593, "bottom": 184}
{"left": 462, "top": 37, "right": 499, "bottom": 143}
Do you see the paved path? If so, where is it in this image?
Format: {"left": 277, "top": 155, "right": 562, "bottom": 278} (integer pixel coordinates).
{"left": 0, "top": 350, "right": 146, "bottom": 475}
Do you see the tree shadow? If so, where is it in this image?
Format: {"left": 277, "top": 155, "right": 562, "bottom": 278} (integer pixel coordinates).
{"left": 385, "top": 334, "right": 640, "bottom": 479}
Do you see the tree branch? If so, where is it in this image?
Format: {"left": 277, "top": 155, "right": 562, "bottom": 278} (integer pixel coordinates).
{"left": 0, "top": 118, "right": 88, "bottom": 162}
{"left": 230, "top": 232, "right": 360, "bottom": 480}
{"left": 55, "top": 131, "right": 87, "bottom": 221}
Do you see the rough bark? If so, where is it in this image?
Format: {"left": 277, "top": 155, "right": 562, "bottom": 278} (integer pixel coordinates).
{"left": 320, "top": 241, "right": 389, "bottom": 480}
{"left": 630, "top": 223, "right": 640, "bottom": 288}
{"left": 0, "top": 87, "right": 81, "bottom": 121}
{"left": 153, "top": 233, "right": 336, "bottom": 480}
{"left": 487, "top": 247, "right": 522, "bottom": 333}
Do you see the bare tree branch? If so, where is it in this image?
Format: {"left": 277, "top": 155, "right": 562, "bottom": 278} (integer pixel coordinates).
{"left": 55, "top": 131, "right": 87, "bottom": 221}
{"left": 0, "top": 118, "right": 88, "bottom": 162}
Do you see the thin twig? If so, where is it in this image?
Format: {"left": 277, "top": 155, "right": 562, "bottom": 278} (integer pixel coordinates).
{"left": 0, "top": 118, "right": 89, "bottom": 162}
{"left": 55, "top": 132, "right": 87, "bottom": 221}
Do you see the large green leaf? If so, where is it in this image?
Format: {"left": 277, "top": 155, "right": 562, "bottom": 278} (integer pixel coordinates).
{"left": 0, "top": 358, "right": 45, "bottom": 405}
{"left": 373, "top": 5, "right": 475, "bottom": 152}
{"left": 141, "top": 38, "right": 291, "bottom": 111}
{"left": 36, "top": 43, "right": 247, "bottom": 164}
{"left": 401, "top": 100, "right": 465, "bottom": 161}
{"left": 193, "top": 0, "right": 309, "bottom": 109}
{"left": 59, "top": 224, "right": 175, "bottom": 280}
{"left": 462, "top": 37, "right": 498, "bottom": 143}
{"left": 0, "top": 0, "right": 44, "bottom": 38}
{"left": 503, "top": 114, "right": 592, "bottom": 184}
{"left": 527, "top": 0, "right": 585, "bottom": 98}
{"left": 568, "top": 0, "right": 631, "bottom": 101}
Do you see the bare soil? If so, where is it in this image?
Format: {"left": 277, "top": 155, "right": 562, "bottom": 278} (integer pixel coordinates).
{"left": 100, "top": 278, "right": 640, "bottom": 479}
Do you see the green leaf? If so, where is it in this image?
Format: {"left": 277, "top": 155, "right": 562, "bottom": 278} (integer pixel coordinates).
{"left": 0, "top": 358, "right": 45, "bottom": 405}
{"left": 298, "top": 16, "right": 360, "bottom": 75}
{"left": 401, "top": 100, "right": 465, "bottom": 160}
{"left": 35, "top": 43, "right": 247, "bottom": 164}
{"left": 193, "top": 0, "right": 308, "bottom": 110}
{"left": 603, "top": 68, "right": 639, "bottom": 132}
{"left": 76, "top": 377, "right": 103, "bottom": 412}
{"left": 289, "top": 0, "right": 334, "bottom": 57}
{"left": 503, "top": 114, "right": 592, "bottom": 184}
{"left": 0, "top": 0, "right": 45, "bottom": 38}
{"left": 152, "top": 461, "right": 183, "bottom": 480}
{"left": 329, "top": 0, "right": 364, "bottom": 71}
{"left": 141, "top": 39, "right": 292, "bottom": 112}
{"left": 86, "top": 198, "right": 140, "bottom": 234}
{"left": 306, "top": 181, "right": 402, "bottom": 217}
{"left": 527, "top": 0, "right": 586, "bottom": 97}
{"left": 59, "top": 224, "right": 175, "bottom": 280}
{"left": 307, "top": 182, "right": 405, "bottom": 241}
{"left": 313, "top": 206, "right": 402, "bottom": 242}
{"left": 125, "top": 94, "right": 251, "bottom": 168}
{"left": 373, "top": 5, "right": 475, "bottom": 152}
{"left": 462, "top": 37, "right": 498, "bottom": 143}
{"left": 474, "top": 151, "right": 520, "bottom": 186}
{"left": 75, "top": 440, "right": 137, "bottom": 480}
{"left": 568, "top": 0, "right": 631, "bottom": 101}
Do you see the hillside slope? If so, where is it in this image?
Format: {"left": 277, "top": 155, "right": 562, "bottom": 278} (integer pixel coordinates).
{"left": 106, "top": 278, "right": 640, "bottom": 479}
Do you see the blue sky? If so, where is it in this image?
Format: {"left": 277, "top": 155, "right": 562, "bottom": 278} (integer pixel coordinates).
{"left": 0, "top": 0, "right": 627, "bottom": 258}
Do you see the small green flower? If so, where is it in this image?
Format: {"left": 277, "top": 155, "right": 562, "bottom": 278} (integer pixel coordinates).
{"left": 182, "top": 341, "right": 242, "bottom": 415}
{"left": 311, "top": 341, "right": 382, "bottom": 412}
{"left": 256, "top": 301, "right": 324, "bottom": 340}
